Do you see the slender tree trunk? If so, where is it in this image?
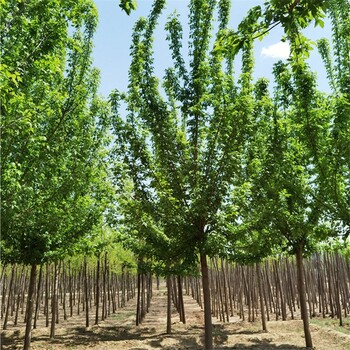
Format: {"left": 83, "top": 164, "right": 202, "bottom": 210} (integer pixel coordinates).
{"left": 334, "top": 254, "right": 343, "bottom": 326}
{"left": 136, "top": 272, "right": 141, "bottom": 326}
{"left": 166, "top": 275, "right": 172, "bottom": 334}
{"left": 102, "top": 253, "right": 107, "bottom": 321}
{"left": 33, "top": 265, "right": 43, "bottom": 329}
{"left": 221, "top": 259, "right": 229, "bottom": 322}
{"left": 141, "top": 273, "right": 145, "bottom": 320}
{"left": 177, "top": 276, "right": 186, "bottom": 324}
{"left": 3, "top": 264, "right": 16, "bottom": 330}
{"left": 23, "top": 264, "right": 37, "bottom": 350}
{"left": 95, "top": 255, "right": 100, "bottom": 325}
{"left": 45, "top": 263, "right": 49, "bottom": 327}
{"left": 200, "top": 253, "right": 213, "bottom": 350}
{"left": 296, "top": 245, "right": 313, "bottom": 349}
{"left": 15, "top": 266, "right": 26, "bottom": 326}
{"left": 256, "top": 263, "right": 267, "bottom": 332}
{"left": 121, "top": 266, "right": 125, "bottom": 308}
{"left": 1, "top": 265, "right": 8, "bottom": 320}
{"left": 68, "top": 261, "right": 73, "bottom": 317}
{"left": 146, "top": 273, "right": 152, "bottom": 314}
{"left": 62, "top": 261, "right": 67, "bottom": 321}
{"left": 50, "top": 261, "right": 59, "bottom": 339}
{"left": 84, "top": 257, "right": 89, "bottom": 328}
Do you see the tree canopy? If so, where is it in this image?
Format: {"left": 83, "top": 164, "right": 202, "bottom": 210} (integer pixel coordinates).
{"left": 1, "top": 0, "right": 112, "bottom": 265}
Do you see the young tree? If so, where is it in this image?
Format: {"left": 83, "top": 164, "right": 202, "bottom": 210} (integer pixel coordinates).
{"left": 1, "top": 1, "right": 111, "bottom": 348}
{"left": 215, "top": 2, "right": 334, "bottom": 347}
{"left": 111, "top": 0, "right": 258, "bottom": 348}
{"left": 110, "top": 0, "right": 330, "bottom": 347}
{"left": 228, "top": 39, "right": 336, "bottom": 350}
{"left": 315, "top": 0, "right": 350, "bottom": 235}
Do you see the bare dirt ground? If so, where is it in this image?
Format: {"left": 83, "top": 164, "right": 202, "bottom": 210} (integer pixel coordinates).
{"left": 1, "top": 286, "right": 350, "bottom": 350}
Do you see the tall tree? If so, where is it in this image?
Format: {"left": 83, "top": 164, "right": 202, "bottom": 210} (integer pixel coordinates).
{"left": 216, "top": 2, "right": 333, "bottom": 347}
{"left": 228, "top": 30, "right": 338, "bottom": 350}
{"left": 315, "top": 0, "right": 350, "bottom": 235}
{"left": 111, "top": 0, "right": 257, "bottom": 348}
{"left": 1, "top": 1, "right": 111, "bottom": 348}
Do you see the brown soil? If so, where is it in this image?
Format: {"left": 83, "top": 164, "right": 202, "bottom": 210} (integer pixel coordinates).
{"left": 1, "top": 286, "right": 349, "bottom": 350}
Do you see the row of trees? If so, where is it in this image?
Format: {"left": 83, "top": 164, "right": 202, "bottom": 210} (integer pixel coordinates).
{"left": 1, "top": 0, "right": 349, "bottom": 349}
{"left": 1, "top": 254, "right": 137, "bottom": 334}
{"left": 2, "top": 251, "right": 349, "bottom": 347}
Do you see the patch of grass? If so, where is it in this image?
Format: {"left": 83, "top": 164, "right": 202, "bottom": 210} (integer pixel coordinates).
{"left": 212, "top": 324, "right": 228, "bottom": 345}
{"left": 310, "top": 316, "right": 350, "bottom": 335}
{"left": 112, "top": 310, "right": 135, "bottom": 321}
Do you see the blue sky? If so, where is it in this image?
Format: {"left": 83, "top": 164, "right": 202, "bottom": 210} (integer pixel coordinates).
{"left": 92, "top": 0, "right": 332, "bottom": 98}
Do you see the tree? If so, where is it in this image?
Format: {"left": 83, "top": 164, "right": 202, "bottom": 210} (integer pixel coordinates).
{"left": 315, "top": 0, "right": 350, "bottom": 236}
{"left": 228, "top": 36, "right": 337, "bottom": 350}
{"left": 213, "top": 1, "right": 336, "bottom": 347}
{"left": 111, "top": 0, "right": 259, "bottom": 348}
{"left": 1, "top": 1, "right": 111, "bottom": 348}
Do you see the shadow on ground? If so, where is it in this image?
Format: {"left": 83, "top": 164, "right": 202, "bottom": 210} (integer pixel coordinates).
{"left": 1, "top": 325, "right": 311, "bottom": 350}
{"left": 221, "top": 344, "right": 309, "bottom": 350}
{"left": 1, "top": 330, "right": 22, "bottom": 350}
{"left": 212, "top": 324, "right": 309, "bottom": 350}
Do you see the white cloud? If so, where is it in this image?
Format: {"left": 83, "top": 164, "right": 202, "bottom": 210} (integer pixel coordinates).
{"left": 261, "top": 41, "right": 290, "bottom": 59}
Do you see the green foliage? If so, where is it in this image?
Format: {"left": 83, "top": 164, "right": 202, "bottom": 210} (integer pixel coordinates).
{"left": 119, "top": 0, "right": 137, "bottom": 15}
{"left": 110, "top": 0, "right": 258, "bottom": 273}
{"left": 314, "top": 0, "right": 350, "bottom": 236}
{"left": 228, "top": 28, "right": 347, "bottom": 261}
{"left": 110, "top": 0, "right": 348, "bottom": 273}
{"left": 215, "top": 0, "right": 327, "bottom": 61}
{"left": 212, "top": 0, "right": 349, "bottom": 265}
{"left": 1, "top": 0, "right": 112, "bottom": 265}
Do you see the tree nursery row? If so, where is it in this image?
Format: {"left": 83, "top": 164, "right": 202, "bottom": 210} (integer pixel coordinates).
{"left": 1, "top": 252, "right": 349, "bottom": 338}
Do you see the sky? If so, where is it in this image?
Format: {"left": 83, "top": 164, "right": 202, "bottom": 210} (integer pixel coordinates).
{"left": 92, "top": 0, "right": 332, "bottom": 98}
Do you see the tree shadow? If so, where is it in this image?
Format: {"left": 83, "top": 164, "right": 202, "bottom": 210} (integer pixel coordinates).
{"left": 1, "top": 325, "right": 311, "bottom": 350}
{"left": 1, "top": 330, "right": 22, "bottom": 350}
{"left": 221, "top": 345, "right": 309, "bottom": 350}
{"left": 219, "top": 339, "right": 309, "bottom": 350}
{"left": 210, "top": 324, "right": 309, "bottom": 350}
{"left": 32, "top": 325, "right": 147, "bottom": 346}
{"left": 148, "top": 335, "right": 202, "bottom": 349}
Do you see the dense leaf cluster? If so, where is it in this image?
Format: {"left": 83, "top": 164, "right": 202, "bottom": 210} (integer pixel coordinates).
{"left": 1, "top": 0, "right": 112, "bottom": 265}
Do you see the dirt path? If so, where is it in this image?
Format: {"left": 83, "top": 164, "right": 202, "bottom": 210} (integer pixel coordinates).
{"left": 1, "top": 284, "right": 349, "bottom": 350}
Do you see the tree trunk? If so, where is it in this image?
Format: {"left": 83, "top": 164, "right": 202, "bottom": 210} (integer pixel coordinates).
{"left": 334, "top": 254, "right": 343, "bottom": 326}
{"left": 3, "top": 264, "right": 16, "bottom": 330}
{"left": 256, "top": 263, "right": 267, "bottom": 332}
{"left": 1, "top": 265, "right": 8, "bottom": 320}
{"left": 136, "top": 272, "right": 141, "bottom": 326}
{"left": 68, "top": 261, "right": 73, "bottom": 317}
{"left": 33, "top": 265, "right": 43, "bottom": 329}
{"left": 295, "top": 245, "right": 313, "bottom": 349}
{"left": 45, "top": 264, "right": 50, "bottom": 327}
{"left": 84, "top": 257, "right": 89, "bottom": 328}
{"left": 95, "top": 255, "right": 100, "bottom": 325}
{"left": 166, "top": 275, "right": 172, "bottom": 334}
{"left": 23, "top": 264, "right": 37, "bottom": 350}
{"left": 121, "top": 266, "right": 125, "bottom": 307}
{"left": 200, "top": 253, "right": 213, "bottom": 350}
{"left": 50, "top": 261, "right": 59, "bottom": 339}
{"left": 221, "top": 259, "right": 230, "bottom": 322}
{"left": 14, "top": 266, "right": 26, "bottom": 326}
{"left": 177, "top": 275, "right": 186, "bottom": 324}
